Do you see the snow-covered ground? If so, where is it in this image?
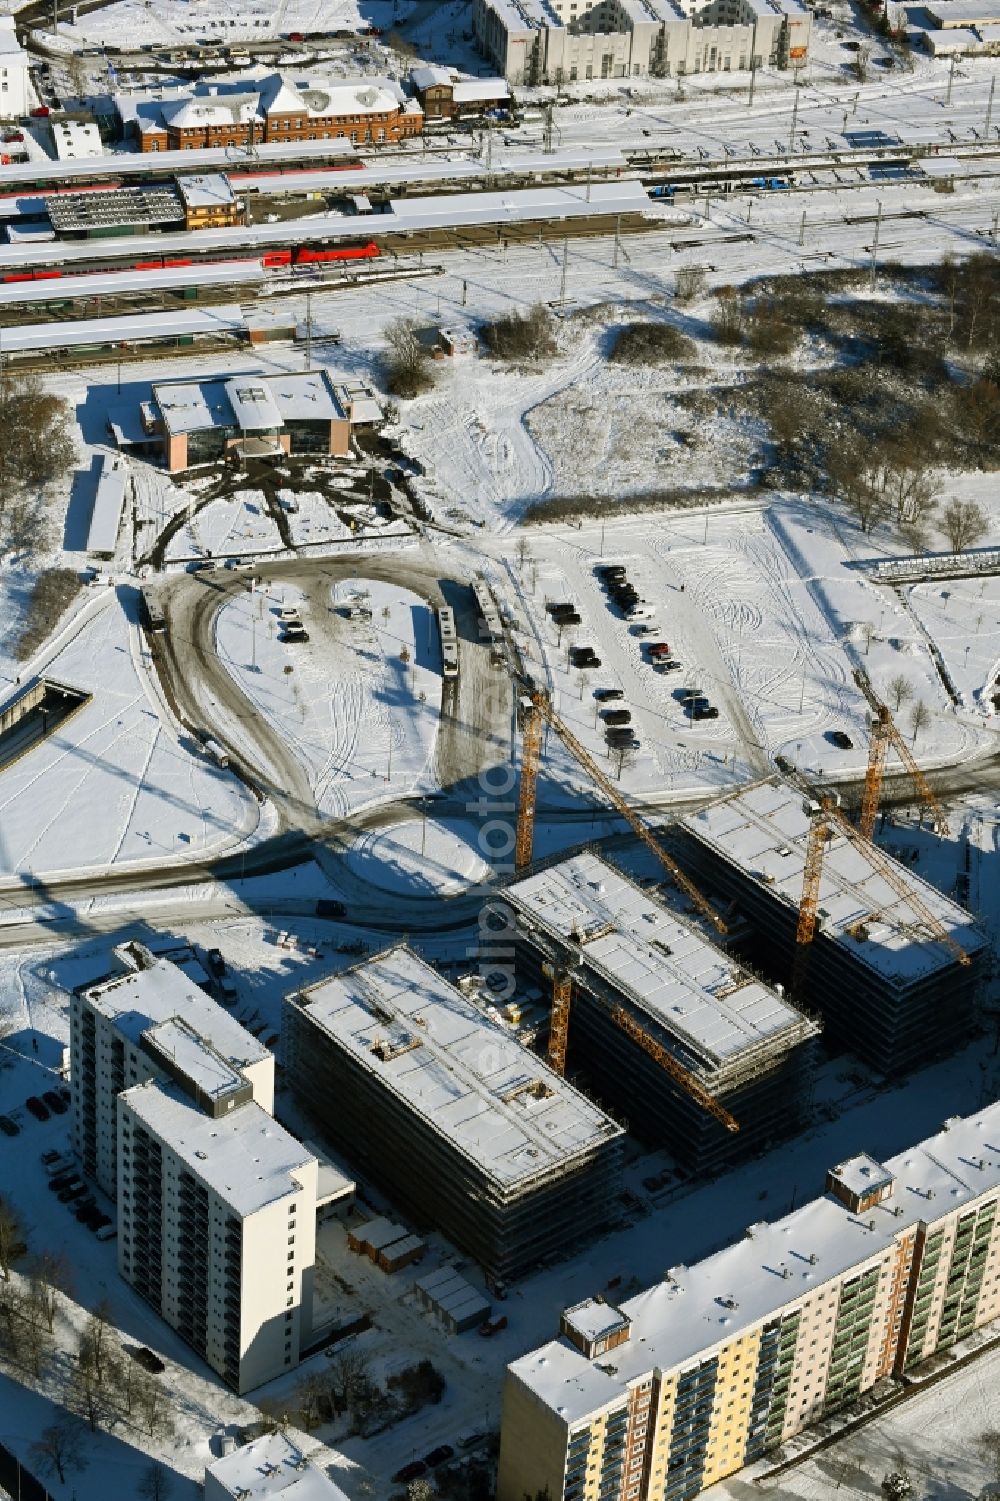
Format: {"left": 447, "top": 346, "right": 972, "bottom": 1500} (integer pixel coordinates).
{"left": 0, "top": 589, "right": 256, "bottom": 882}
{"left": 164, "top": 490, "right": 284, "bottom": 564}
{"left": 215, "top": 574, "right": 442, "bottom": 817}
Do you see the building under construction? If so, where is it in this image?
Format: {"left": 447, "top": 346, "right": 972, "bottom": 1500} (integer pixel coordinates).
{"left": 679, "top": 778, "right": 985, "bottom": 1074}
{"left": 497, "top": 852, "right": 820, "bottom": 1174}
{"left": 282, "top": 944, "right": 624, "bottom": 1281}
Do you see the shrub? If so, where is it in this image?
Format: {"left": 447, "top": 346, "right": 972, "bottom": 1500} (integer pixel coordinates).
{"left": 481, "top": 304, "right": 555, "bottom": 361}
{"left": 608, "top": 322, "right": 695, "bottom": 364}
{"left": 14, "top": 568, "right": 81, "bottom": 661}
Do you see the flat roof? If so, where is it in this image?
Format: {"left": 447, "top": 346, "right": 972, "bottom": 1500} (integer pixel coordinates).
{"left": 46, "top": 183, "right": 184, "bottom": 233}
{"left": 86, "top": 451, "right": 128, "bottom": 555}
{"left": 81, "top": 957, "right": 269, "bottom": 1072}
{"left": 225, "top": 378, "right": 284, "bottom": 431}
{"left": 563, "top": 1297, "right": 630, "bottom": 1343}
{"left": 152, "top": 369, "right": 341, "bottom": 436}
{"left": 829, "top": 1152, "right": 895, "bottom": 1198}
{"left": 0, "top": 139, "right": 357, "bottom": 190}
{"left": 0, "top": 180, "right": 648, "bottom": 274}
{"left": 510, "top": 1101, "right": 1000, "bottom": 1424}
{"left": 0, "top": 304, "right": 246, "bottom": 353}
{"left": 681, "top": 779, "right": 984, "bottom": 984}
{"left": 0, "top": 259, "right": 264, "bottom": 307}
{"left": 175, "top": 172, "right": 235, "bottom": 208}
{"left": 205, "top": 1428, "right": 349, "bottom": 1499}
{"left": 122, "top": 1079, "right": 313, "bottom": 1217}
{"left": 504, "top": 852, "right": 816, "bottom": 1072}
{"left": 292, "top": 945, "right": 623, "bottom": 1191}
{"left": 144, "top": 1016, "right": 245, "bottom": 1100}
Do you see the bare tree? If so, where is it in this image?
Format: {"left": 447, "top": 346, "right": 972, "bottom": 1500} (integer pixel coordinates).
{"left": 909, "top": 699, "right": 931, "bottom": 744}
{"left": 516, "top": 535, "right": 530, "bottom": 573}
{"left": 81, "top": 1299, "right": 115, "bottom": 1385}
{"left": 134, "top": 1367, "right": 172, "bottom": 1438}
{"left": 828, "top": 443, "right": 884, "bottom": 534}
{"left": 30, "top": 1420, "right": 86, "bottom": 1486}
{"left": 941, "top": 499, "right": 988, "bottom": 553}
{"left": 614, "top": 744, "right": 637, "bottom": 781}
{"left": 383, "top": 318, "right": 434, "bottom": 399}
{"left": 0, "top": 1196, "right": 25, "bottom": 1280}
{"left": 675, "top": 264, "right": 707, "bottom": 303}
{"left": 888, "top": 675, "right": 913, "bottom": 712}
{"left": 853, "top": 43, "right": 871, "bottom": 81}
{"left": 29, "top": 1250, "right": 72, "bottom": 1332}
{"left": 328, "top": 1347, "right": 372, "bottom": 1415}
{"left": 138, "top": 1460, "right": 174, "bottom": 1501}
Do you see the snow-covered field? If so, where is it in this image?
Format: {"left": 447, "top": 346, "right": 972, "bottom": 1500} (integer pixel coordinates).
{"left": 0, "top": 590, "right": 256, "bottom": 881}
{"left": 215, "top": 574, "right": 442, "bottom": 817}
{"left": 165, "top": 490, "right": 284, "bottom": 563}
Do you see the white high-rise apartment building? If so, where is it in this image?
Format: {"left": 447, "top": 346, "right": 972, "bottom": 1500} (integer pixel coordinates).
{"left": 119, "top": 1074, "right": 317, "bottom": 1393}
{"left": 71, "top": 951, "right": 274, "bottom": 1196}
{"left": 70, "top": 950, "right": 315, "bottom": 1393}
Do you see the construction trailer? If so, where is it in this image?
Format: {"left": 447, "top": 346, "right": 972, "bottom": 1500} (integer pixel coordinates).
{"left": 497, "top": 851, "right": 820, "bottom": 1174}
{"left": 679, "top": 778, "right": 985, "bottom": 1075}
{"left": 282, "top": 945, "right": 625, "bottom": 1282}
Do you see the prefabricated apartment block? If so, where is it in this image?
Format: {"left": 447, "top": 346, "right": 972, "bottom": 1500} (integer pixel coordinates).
{"left": 72, "top": 948, "right": 274, "bottom": 1198}
{"left": 70, "top": 949, "right": 316, "bottom": 1393}
{"left": 679, "top": 779, "right": 985, "bottom": 1074}
{"left": 497, "top": 852, "right": 820, "bottom": 1172}
{"left": 283, "top": 945, "right": 625, "bottom": 1280}
{"left": 497, "top": 1101, "right": 1000, "bottom": 1501}
{"left": 119, "top": 1074, "right": 317, "bottom": 1393}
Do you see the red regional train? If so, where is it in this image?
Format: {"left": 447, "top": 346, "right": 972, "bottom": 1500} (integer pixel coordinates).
{"left": 0, "top": 239, "right": 381, "bottom": 284}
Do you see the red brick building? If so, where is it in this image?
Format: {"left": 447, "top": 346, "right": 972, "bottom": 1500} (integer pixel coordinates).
{"left": 136, "top": 73, "right": 422, "bottom": 152}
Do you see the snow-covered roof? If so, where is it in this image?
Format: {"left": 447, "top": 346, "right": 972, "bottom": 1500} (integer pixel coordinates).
{"left": 923, "top": 23, "right": 984, "bottom": 45}
{"left": 0, "top": 138, "right": 357, "bottom": 189}
{"left": 828, "top": 1151, "right": 895, "bottom": 1201}
{"left": 86, "top": 452, "right": 128, "bottom": 556}
{"left": 175, "top": 173, "right": 235, "bottom": 209}
{"left": 164, "top": 93, "right": 262, "bottom": 128}
{"left": 206, "top": 1431, "right": 350, "bottom": 1499}
{"left": 927, "top": 0, "right": 1000, "bottom": 22}
{"left": 0, "top": 305, "right": 247, "bottom": 353}
{"left": 81, "top": 958, "right": 269, "bottom": 1072}
{"left": 504, "top": 852, "right": 817, "bottom": 1072}
{"left": 225, "top": 378, "right": 284, "bottom": 432}
{"left": 267, "top": 369, "right": 342, "bottom": 422}
{"left": 0, "top": 15, "right": 28, "bottom": 63}
{"left": 563, "top": 1297, "right": 630, "bottom": 1345}
{"left": 143, "top": 1017, "right": 247, "bottom": 1102}
{"left": 510, "top": 1102, "right": 1000, "bottom": 1423}
{"left": 291, "top": 945, "right": 624, "bottom": 1191}
{"left": 122, "top": 1079, "right": 314, "bottom": 1218}
{"left": 51, "top": 121, "right": 104, "bottom": 161}
{"left": 410, "top": 64, "right": 454, "bottom": 89}
{"left": 681, "top": 779, "right": 984, "bottom": 984}
{"left": 0, "top": 181, "right": 647, "bottom": 276}
{"left": 452, "top": 78, "right": 511, "bottom": 102}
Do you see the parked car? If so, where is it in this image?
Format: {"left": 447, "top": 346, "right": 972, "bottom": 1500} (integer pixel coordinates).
{"left": 41, "top": 1149, "right": 62, "bottom": 1165}
{"left": 205, "top": 947, "right": 226, "bottom": 978}
{"left": 594, "top": 688, "right": 624, "bottom": 702}
{"left": 552, "top": 610, "right": 581, "bottom": 626}
{"left": 42, "top": 1090, "right": 68, "bottom": 1115}
{"left": 626, "top": 604, "right": 655, "bottom": 622}
{"left": 692, "top": 703, "right": 719, "bottom": 721}
{"left": 30, "top": 105, "right": 51, "bottom": 117}
{"left": 424, "top": 1446, "right": 455, "bottom": 1468}
{"left": 596, "top": 565, "right": 626, "bottom": 580}
{"left": 25, "top": 1096, "right": 50, "bottom": 1122}
{"left": 44, "top": 1155, "right": 73, "bottom": 1175}
{"left": 632, "top": 623, "right": 657, "bottom": 636}
{"left": 458, "top": 1432, "right": 487, "bottom": 1450}
{"left": 74, "top": 1198, "right": 98, "bottom": 1221}
{"left": 49, "top": 1173, "right": 78, "bottom": 1193}
{"left": 277, "top": 605, "right": 301, "bottom": 620}
{"left": 656, "top": 658, "right": 682, "bottom": 672}
{"left": 0, "top": 1115, "right": 19, "bottom": 1138}
{"left": 58, "top": 1182, "right": 88, "bottom": 1203}
{"left": 647, "top": 641, "right": 671, "bottom": 655}
{"left": 478, "top": 1315, "right": 509, "bottom": 1337}
{"left": 603, "top": 709, "right": 632, "bottom": 726}
{"left": 95, "top": 1222, "right": 117, "bottom": 1241}
{"left": 775, "top": 754, "right": 795, "bottom": 774}
{"left": 829, "top": 729, "right": 853, "bottom": 749}
{"left": 393, "top": 1462, "right": 428, "bottom": 1485}
{"left": 280, "top": 628, "right": 310, "bottom": 644}
{"left": 547, "top": 601, "right": 575, "bottom": 616}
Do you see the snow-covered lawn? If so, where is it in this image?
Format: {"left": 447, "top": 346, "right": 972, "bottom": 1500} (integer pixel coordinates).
{"left": 215, "top": 574, "right": 442, "bottom": 818}
{"left": 344, "top": 816, "right": 490, "bottom": 897}
{"left": 0, "top": 591, "right": 255, "bottom": 881}
{"left": 165, "top": 490, "right": 284, "bottom": 563}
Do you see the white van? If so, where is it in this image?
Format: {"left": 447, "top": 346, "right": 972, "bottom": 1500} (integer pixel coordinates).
{"left": 626, "top": 604, "right": 656, "bottom": 622}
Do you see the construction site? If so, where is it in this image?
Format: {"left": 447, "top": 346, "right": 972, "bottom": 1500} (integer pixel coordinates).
{"left": 677, "top": 778, "right": 985, "bottom": 1075}
{"left": 497, "top": 852, "right": 820, "bottom": 1173}
{"left": 281, "top": 944, "right": 625, "bottom": 1281}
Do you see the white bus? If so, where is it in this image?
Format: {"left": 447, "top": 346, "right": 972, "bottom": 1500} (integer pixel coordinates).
{"left": 438, "top": 605, "right": 459, "bottom": 679}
